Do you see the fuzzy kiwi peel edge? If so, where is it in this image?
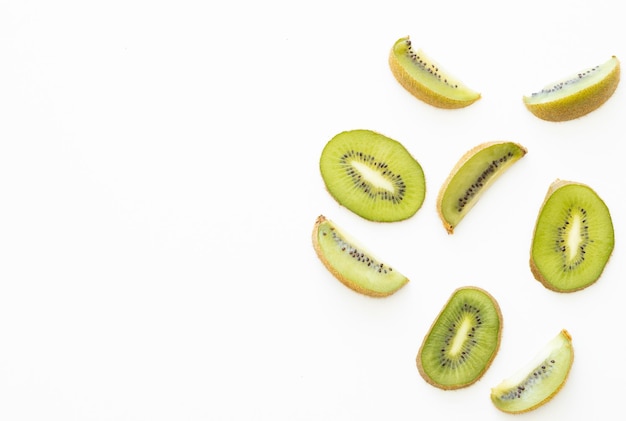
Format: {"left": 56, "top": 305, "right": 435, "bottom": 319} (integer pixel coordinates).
{"left": 437, "top": 141, "right": 528, "bottom": 234}
{"left": 490, "top": 329, "right": 574, "bottom": 414}
{"left": 312, "top": 215, "right": 409, "bottom": 298}
{"left": 389, "top": 36, "right": 481, "bottom": 109}
{"left": 523, "top": 55, "right": 620, "bottom": 121}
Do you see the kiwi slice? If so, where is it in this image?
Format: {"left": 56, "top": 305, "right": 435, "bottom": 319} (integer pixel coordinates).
{"left": 530, "top": 179, "right": 614, "bottom": 292}
{"left": 523, "top": 56, "right": 620, "bottom": 121}
{"left": 319, "top": 129, "right": 426, "bottom": 222}
{"left": 389, "top": 36, "right": 481, "bottom": 109}
{"left": 416, "top": 286, "right": 502, "bottom": 390}
{"left": 437, "top": 141, "right": 527, "bottom": 234}
{"left": 312, "top": 215, "right": 409, "bottom": 297}
{"left": 491, "top": 329, "right": 574, "bottom": 414}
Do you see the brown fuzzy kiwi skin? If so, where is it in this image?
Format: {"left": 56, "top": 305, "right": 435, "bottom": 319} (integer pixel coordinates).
{"left": 311, "top": 215, "right": 407, "bottom": 298}
{"left": 529, "top": 179, "right": 614, "bottom": 293}
{"left": 524, "top": 57, "right": 620, "bottom": 122}
{"left": 388, "top": 37, "right": 480, "bottom": 109}
{"left": 436, "top": 141, "right": 528, "bottom": 234}
{"left": 416, "top": 286, "right": 503, "bottom": 390}
{"left": 492, "top": 329, "right": 574, "bottom": 414}
{"left": 529, "top": 259, "right": 557, "bottom": 292}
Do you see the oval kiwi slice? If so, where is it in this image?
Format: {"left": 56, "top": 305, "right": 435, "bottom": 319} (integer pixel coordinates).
{"left": 319, "top": 129, "right": 426, "bottom": 222}
{"left": 523, "top": 56, "right": 620, "bottom": 121}
{"left": 530, "top": 179, "right": 614, "bottom": 292}
{"left": 312, "top": 215, "right": 409, "bottom": 297}
{"left": 389, "top": 36, "right": 481, "bottom": 109}
{"left": 437, "top": 141, "right": 527, "bottom": 234}
{"left": 491, "top": 329, "right": 574, "bottom": 414}
{"left": 416, "top": 286, "right": 502, "bottom": 390}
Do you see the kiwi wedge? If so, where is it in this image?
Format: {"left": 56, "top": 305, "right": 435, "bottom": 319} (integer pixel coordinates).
{"left": 437, "top": 141, "right": 527, "bottom": 234}
{"left": 491, "top": 329, "right": 574, "bottom": 414}
{"left": 389, "top": 36, "right": 481, "bottom": 109}
{"left": 312, "top": 215, "right": 409, "bottom": 297}
{"left": 530, "top": 179, "right": 614, "bottom": 292}
{"left": 416, "top": 286, "right": 502, "bottom": 390}
{"left": 319, "top": 129, "right": 426, "bottom": 222}
{"left": 523, "top": 56, "right": 620, "bottom": 121}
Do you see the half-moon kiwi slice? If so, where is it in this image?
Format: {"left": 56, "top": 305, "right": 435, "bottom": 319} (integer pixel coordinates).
{"left": 389, "top": 36, "right": 481, "bottom": 109}
{"left": 523, "top": 56, "right": 620, "bottom": 121}
{"left": 320, "top": 129, "right": 426, "bottom": 222}
{"left": 437, "top": 141, "right": 527, "bottom": 234}
{"left": 491, "top": 329, "right": 574, "bottom": 414}
{"left": 416, "top": 286, "right": 502, "bottom": 390}
{"left": 530, "top": 179, "right": 614, "bottom": 292}
{"left": 312, "top": 215, "right": 409, "bottom": 297}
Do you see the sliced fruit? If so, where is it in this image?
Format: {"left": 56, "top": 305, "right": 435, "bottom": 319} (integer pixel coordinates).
{"left": 530, "top": 179, "right": 614, "bottom": 292}
{"left": 491, "top": 329, "right": 574, "bottom": 414}
{"left": 389, "top": 36, "right": 481, "bottom": 109}
{"left": 319, "top": 129, "right": 425, "bottom": 222}
{"left": 312, "top": 215, "right": 409, "bottom": 297}
{"left": 416, "top": 286, "right": 502, "bottom": 390}
{"left": 523, "top": 56, "right": 620, "bottom": 121}
{"left": 437, "top": 141, "right": 527, "bottom": 234}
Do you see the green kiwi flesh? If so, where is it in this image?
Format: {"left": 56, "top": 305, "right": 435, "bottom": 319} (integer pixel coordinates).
{"left": 312, "top": 215, "right": 409, "bottom": 297}
{"left": 530, "top": 179, "right": 614, "bottom": 292}
{"left": 437, "top": 141, "right": 527, "bottom": 234}
{"left": 389, "top": 36, "right": 481, "bottom": 109}
{"left": 491, "top": 329, "right": 574, "bottom": 414}
{"left": 523, "top": 56, "right": 620, "bottom": 121}
{"left": 416, "top": 286, "right": 502, "bottom": 390}
{"left": 320, "top": 129, "right": 425, "bottom": 222}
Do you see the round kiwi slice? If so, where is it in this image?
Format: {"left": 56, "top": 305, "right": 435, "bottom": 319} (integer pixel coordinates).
{"left": 319, "top": 129, "right": 426, "bottom": 222}
{"left": 416, "top": 286, "right": 503, "bottom": 390}
{"left": 437, "top": 141, "right": 527, "bottom": 234}
{"left": 491, "top": 329, "right": 574, "bottom": 414}
{"left": 523, "top": 56, "right": 620, "bottom": 121}
{"left": 389, "top": 36, "right": 481, "bottom": 109}
{"left": 312, "top": 215, "right": 409, "bottom": 297}
{"left": 530, "top": 179, "right": 614, "bottom": 292}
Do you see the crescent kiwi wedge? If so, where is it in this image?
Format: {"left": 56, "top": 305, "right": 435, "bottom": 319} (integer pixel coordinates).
{"left": 530, "top": 179, "right": 614, "bottom": 292}
{"left": 312, "top": 215, "right": 409, "bottom": 297}
{"left": 523, "top": 56, "right": 620, "bottom": 121}
{"left": 437, "top": 141, "right": 527, "bottom": 234}
{"left": 320, "top": 129, "right": 426, "bottom": 222}
{"left": 416, "top": 286, "right": 502, "bottom": 390}
{"left": 389, "top": 36, "right": 481, "bottom": 109}
{"left": 491, "top": 329, "right": 574, "bottom": 414}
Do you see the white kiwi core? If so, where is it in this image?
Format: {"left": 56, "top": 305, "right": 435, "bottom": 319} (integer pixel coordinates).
{"left": 351, "top": 161, "right": 395, "bottom": 193}
{"left": 565, "top": 214, "right": 583, "bottom": 262}
{"left": 449, "top": 317, "right": 472, "bottom": 356}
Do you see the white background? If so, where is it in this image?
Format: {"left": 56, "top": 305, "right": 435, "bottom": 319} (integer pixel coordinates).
{"left": 1, "top": 1, "right": 624, "bottom": 420}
